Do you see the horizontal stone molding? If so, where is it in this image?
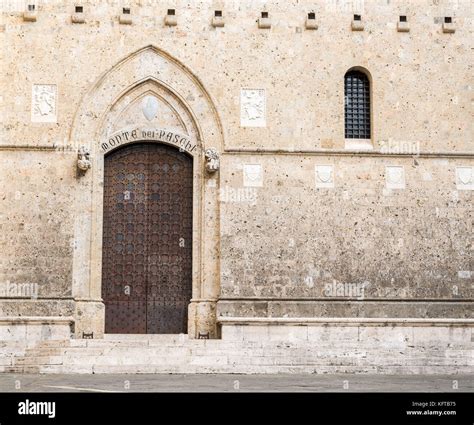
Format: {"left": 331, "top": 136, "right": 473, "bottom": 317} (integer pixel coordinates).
{"left": 190, "top": 298, "right": 219, "bottom": 303}
{"left": 0, "top": 297, "right": 76, "bottom": 302}
{"left": 0, "top": 316, "right": 74, "bottom": 325}
{"left": 0, "top": 145, "right": 58, "bottom": 151}
{"left": 223, "top": 148, "right": 474, "bottom": 158}
{"left": 218, "top": 317, "right": 474, "bottom": 327}
{"left": 218, "top": 297, "right": 474, "bottom": 303}
{"left": 0, "top": 146, "right": 473, "bottom": 160}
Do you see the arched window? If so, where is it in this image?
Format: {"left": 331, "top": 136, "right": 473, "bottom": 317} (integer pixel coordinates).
{"left": 344, "top": 70, "right": 371, "bottom": 139}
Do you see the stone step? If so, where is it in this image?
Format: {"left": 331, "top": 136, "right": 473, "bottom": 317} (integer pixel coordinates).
{"left": 35, "top": 339, "right": 71, "bottom": 347}
{"left": 0, "top": 346, "right": 27, "bottom": 357}
{"left": 30, "top": 363, "right": 472, "bottom": 375}
{"left": 38, "top": 364, "right": 93, "bottom": 374}
{"left": 43, "top": 351, "right": 471, "bottom": 367}
{"left": 14, "top": 342, "right": 474, "bottom": 351}
{"left": 21, "top": 350, "right": 458, "bottom": 361}
{"left": 84, "top": 340, "right": 154, "bottom": 348}
{"left": 5, "top": 334, "right": 473, "bottom": 375}
{"left": 24, "top": 338, "right": 473, "bottom": 349}
{"left": 0, "top": 357, "right": 14, "bottom": 366}
{"left": 61, "top": 356, "right": 191, "bottom": 366}
{"left": 104, "top": 334, "right": 189, "bottom": 342}
{"left": 14, "top": 355, "right": 64, "bottom": 366}
{"left": 24, "top": 348, "right": 65, "bottom": 357}
{"left": 13, "top": 345, "right": 474, "bottom": 359}
{"left": 0, "top": 341, "right": 29, "bottom": 350}
{"left": 3, "top": 366, "right": 41, "bottom": 374}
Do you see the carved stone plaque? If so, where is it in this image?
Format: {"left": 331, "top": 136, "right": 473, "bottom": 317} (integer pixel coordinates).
{"left": 243, "top": 164, "right": 263, "bottom": 187}
{"left": 315, "top": 165, "right": 334, "bottom": 188}
{"left": 385, "top": 166, "right": 405, "bottom": 190}
{"left": 456, "top": 166, "right": 474, "bottom": 190}
{"left": 240, "top": 89, "right": 266, "bottom": 127}
{"left": 142, "top": 95, "right": 159, "bottom": 121}
{"left": 31, "top": 84, "right": 57, "bottom": 123}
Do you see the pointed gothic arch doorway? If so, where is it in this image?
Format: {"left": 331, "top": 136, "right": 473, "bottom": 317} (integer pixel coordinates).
{"left": 70, "top": 45, "right": 223, "bottom": 339}
{"left": 102, "top": 142, "right": 193, "bottom": 334}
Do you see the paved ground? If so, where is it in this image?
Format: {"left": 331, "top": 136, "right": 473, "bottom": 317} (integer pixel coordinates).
{"left": 0, "top": 374, "right": 472, "bottom": 392}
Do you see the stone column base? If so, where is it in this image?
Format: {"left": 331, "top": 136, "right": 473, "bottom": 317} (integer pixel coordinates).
{"left": 188, "top": 300, "right": 218, "bottom": 339}
{"left": 74, "top": 300, "right": 105, "bottom": 339}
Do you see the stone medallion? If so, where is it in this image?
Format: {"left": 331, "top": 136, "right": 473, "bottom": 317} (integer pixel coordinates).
{"left": 243, "top": 164, "right": 263, "bottom": 187}
{"left": 456, "top": 166, "right": 474, "bottom": 190}
{"left": 385, "top": 166, "right": 405, "bottom": 189}
{"left": 142, "top": 95, "right": 159, "bottom": 121}
{"left": 315, "top": 165, "right": 334, "bottom": 188}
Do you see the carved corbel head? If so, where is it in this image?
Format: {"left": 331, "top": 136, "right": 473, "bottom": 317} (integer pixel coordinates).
{"left": 77, "top": 146, "right": 91, "bottom": 172}
{"left": 204, "top": 148, "right": 220, "bottom": 173}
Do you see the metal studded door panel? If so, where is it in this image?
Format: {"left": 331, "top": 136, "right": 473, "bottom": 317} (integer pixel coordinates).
{"left": 145, "top": 146, "right": 193, "bottom": 333}
{"left": 102, "top": 142, "right": 193, "bottom": 334}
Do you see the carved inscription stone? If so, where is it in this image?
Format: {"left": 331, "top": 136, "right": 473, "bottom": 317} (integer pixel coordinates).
{"left": 31, "top": 84, "right": 57, "bottom": 123}
{"left": 240, "top": 88, "right": 266, "bottom": 127}
{"left": 243, "top": 164, "right": 263, "bottom": 187}
{"left": 456, "top": 166, "right": 474, "bottom": 190}
{"left": 102, "top": 127, "right": 197, "bottom": 155}
{"left": 385, "top": 165, "right": 406, "bottom": 189}
{"left": 315, "top": 165, "right": 334, "bottom": 188}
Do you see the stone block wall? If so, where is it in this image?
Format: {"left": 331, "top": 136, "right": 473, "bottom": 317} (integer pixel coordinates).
{"left": 0, "top": 0, "right": 471, "bottom": 334}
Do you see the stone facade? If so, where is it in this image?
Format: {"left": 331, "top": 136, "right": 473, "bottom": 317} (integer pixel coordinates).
{"left": 0, "top": 0, "right": 472, "bottom": 367}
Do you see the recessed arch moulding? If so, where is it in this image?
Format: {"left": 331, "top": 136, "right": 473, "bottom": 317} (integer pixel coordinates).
{"left": 69, "top": 45, "right": 223, "bottom": 338}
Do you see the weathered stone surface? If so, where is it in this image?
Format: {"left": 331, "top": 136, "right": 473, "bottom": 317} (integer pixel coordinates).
{"left": 0, "top": 0, "right": 471, "bottom": 360}
{"left": 4, "top": 324, "right": 472, "bottom": 374}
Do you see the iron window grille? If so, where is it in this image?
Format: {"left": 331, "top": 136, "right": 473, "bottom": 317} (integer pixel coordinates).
{"left": 344, "top": 70, "right": 371, "bottom": 139}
